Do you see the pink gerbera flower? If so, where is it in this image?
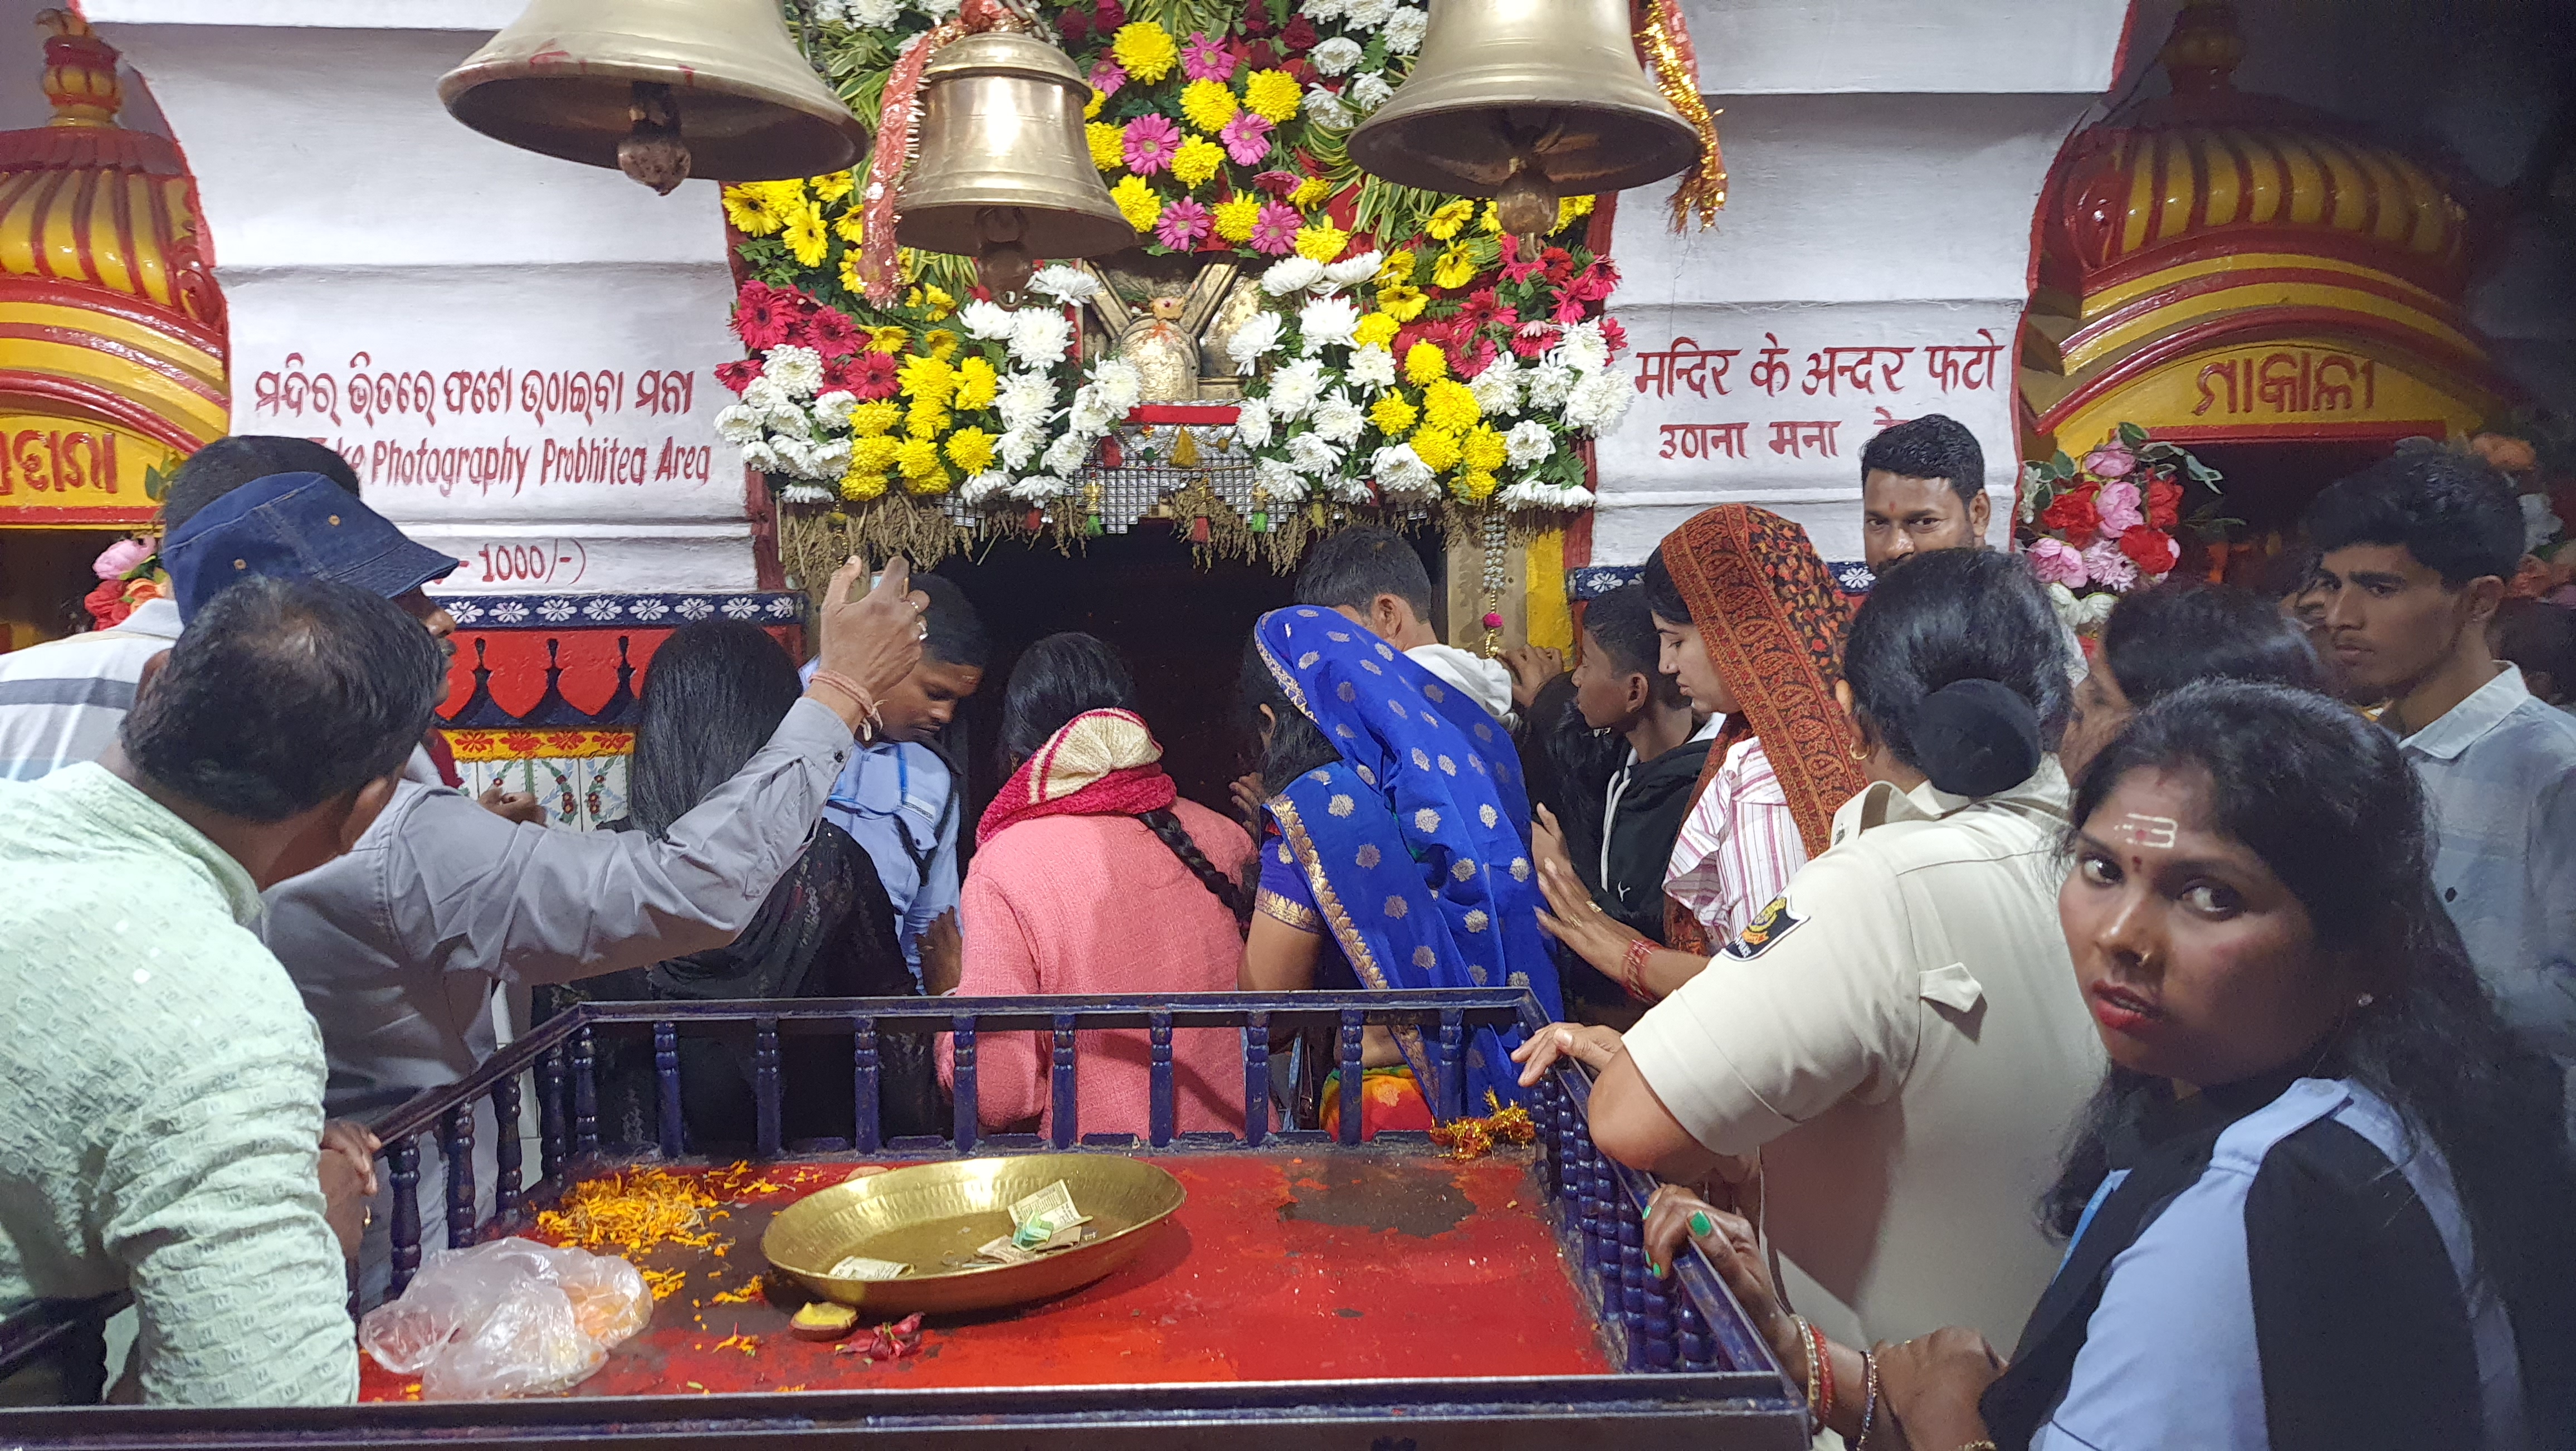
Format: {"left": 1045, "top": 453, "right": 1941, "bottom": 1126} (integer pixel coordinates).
{"left": 1089, "top": 58, "right": 1128, "bottom": 98}
{"left": 1182, "top": 30, "right": 1236, "bottom": 82}
{"left": 1219, "top": 112, "right": 1274, "bottom": 166}
{"left": 1155, "top": 197, "right": 1212, "bottom": 251}
{"left": 1123, "top": 114, "right": 1181, "bottom": 176}
{"left": 1249, "top": 200, "right": 1301, "bottom": 256}
{"left": 1497, "top": 236, "right": 1545, "bottom": 285}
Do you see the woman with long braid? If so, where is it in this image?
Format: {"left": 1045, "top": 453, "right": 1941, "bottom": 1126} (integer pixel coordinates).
{"left": 936, "top": 633, "right": 1257, "bottom": 1139}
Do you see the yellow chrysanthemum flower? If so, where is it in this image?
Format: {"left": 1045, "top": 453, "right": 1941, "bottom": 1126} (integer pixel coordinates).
{"left": 782, "top": 202, "right": 829, "bottom": 267}
{"left": 898, "top": 353, "right": 954, "bottom": 401}
{"left": 1180, "top": 79, "right": 1238, "bottom": 134}
{"left": 1243, "top": 69, "right": 1301, "bottom": 123}
{"left": 1424, "top": 199, "right": 1475, "bottom": 241}
{"left": 904, "top": 461, "right": 954, "bottom": 496}
{"left": 1294, "top": 222, "right": 1349, "bottom": 263}
{"left": 1558, "top": 193, "right": 1597, "bottom": 229}
{"left": 1211, "top": 194, "right": 1262, "bottom": 242}
{"left": 1086, "top": 120, "right": 1124, "bottom": 172}
{"left": 1480, "top": 200, "right": 1504, "bottom": 234}
{"left": 721, "top": 183, "right": 786, "bottom": 236}
{"left": 1410, "top": 426, "right": 1462, "bottom": 474}
{"left": 1352, "top": 311, "right": 1399, "bottom": 349}
{"left": 840, "top": 471, "right": 890, "bottom": 502}
{"left": 923, "top": 328, "right": 961, "bottom": 362}
{"left": 1111, "top": 21, "right": 1179, "bottom": 83}
{"left": 1431, "top": 244, "right": 1479, "bottom": 290}
{"left": 1403, "top": 341, "right": 1447, "bottom": 385}
{"left": 1111, "top": 174, "right": 1163, "bottom": 233}
{"left": 895, "top": 437, "right": 942, "bottom": 478}
{"left": 1369, "top": 392, "right": 1418, "bottom": 437}
{"left": 944, "top": 426, "right": 998, "bottom": 476}
{"left": 851, "top": 435, "right": 901, "bottom": 473}
{"left": 1291, "top": 176, "right": 1331, "bottom": 210}
{"left": 1422, "top": 378, "right": 1480, "bottom": 433}
{"left": 905, "top": 402, "right": 951, "bottom": 441}
{"left": 905, "top": 285, "right": 956, "bottom": 320}
{"left": 848, "top": 403, "right": 901, "bottom": 440}
{"left": 1377, "top": 281, "right": 1427, "bottom": 323}
{"left": 810, "top": 170, "right": 856, "bottom": 204}
{"left": 1085, "top": 87, "right": 1106, "bottom": 120}
{"left": 1379, "top": 250, "right": 1417, "bottom": 285}
{"left": 1172, "top": 135, "right": 1226, "bottom": 191}
{"left": 839, "top": 250, "right": 866, "bottom": 295}
{"left": 953, "top": 356, "right": 999, "bottom": 411}
{"left": 869, "top": 325, "right": 910, "bottom": 354}
{"left": 1462, "top": 423, "right": 1508, "bottom": 474}
{"left": 1453, "top": 469, "right": 1499, "bottom": 503}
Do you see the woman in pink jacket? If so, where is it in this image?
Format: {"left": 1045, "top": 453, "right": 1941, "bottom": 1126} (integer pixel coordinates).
{"left": 936, "top": 632, "right": 1256, "bottom": 1139}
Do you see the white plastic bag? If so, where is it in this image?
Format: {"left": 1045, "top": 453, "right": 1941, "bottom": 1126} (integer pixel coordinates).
{"left": 358, "top": 1237, "right": 650, "bottom": 1399}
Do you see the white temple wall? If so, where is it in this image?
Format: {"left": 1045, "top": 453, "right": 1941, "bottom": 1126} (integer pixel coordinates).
{"left": 86, "top": 1, "right": 758, "bottom": 593}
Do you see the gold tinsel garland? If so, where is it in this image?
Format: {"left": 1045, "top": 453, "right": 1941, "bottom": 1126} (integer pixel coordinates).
{"left": 1638, "top": 0, "right": 1725, "bottom": 233}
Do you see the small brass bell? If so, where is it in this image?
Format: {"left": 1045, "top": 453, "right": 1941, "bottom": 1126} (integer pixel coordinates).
{"left": 898, "top": 32, "right": 1132, "bottom": 299}
{"left": 1349, "top": 0, "right": 1697, "bottom": 236}
{"left": 438, "top": 0, "right": 868, "bottom": 193}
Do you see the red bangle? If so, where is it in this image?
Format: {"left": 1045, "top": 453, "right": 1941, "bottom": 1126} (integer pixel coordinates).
{"left": 1620, "top": 937, "right": 1656, "bottom": 1003}
{"left": 1808, "top": 1318, "right": 1836, "bottom": 1429}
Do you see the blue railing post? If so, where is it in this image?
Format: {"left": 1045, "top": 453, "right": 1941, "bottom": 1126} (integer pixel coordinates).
{"left": 852, "top": 1015, "right": 881, "bottom": 1153}
{"left": 1049, "top": 1012, "right": 1079, "bottom": 1150}
{"left": 491, "top": 1075, "right": 522, "bottom": 1221}
{"left": 388, "top": 1137, "right": 422, "bottom": 1296}
{"left": 1148, "top": 1011, "right": 1175, "bottom": 1148}
{"left": 1242, "top": 1011, "right": 1269, "bottom": 1147}
{"left": 1437, "top": 1009, "right": 1465, "bottom": 1122}
{"left": 440, "top": 1102, "right": 475, "bottom": 1250}
{"left": 571, "top": 1026, "right": 598, "bottom": 1157}
{"left": 654, "top": 1019, "right": 684, "bottom": 1160}
{"left": 1614, "top": 1171, "right": 1648, "bottom": 1369}
{"left": 950, "top": 1015, "right": 979, "bottom": 1155}
{"left": 1336, "top": 1010, "right": 1363, "bottom": 1146}
{"left": 754, "top": 1016, "right": 782, "bottom": 1160}
{"left": 538, "top": 1044, "right": 567, "bottom": 1183}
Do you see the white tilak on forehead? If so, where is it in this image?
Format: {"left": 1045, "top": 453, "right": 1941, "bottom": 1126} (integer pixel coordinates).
{"left": 2117, "top": 813, "right": 2179, "bottom": 850}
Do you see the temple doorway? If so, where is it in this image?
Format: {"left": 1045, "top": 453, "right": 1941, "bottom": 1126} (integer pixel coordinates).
{"left": 928, "top": 524, "right": 1445, "bottom": 836}
{"left": 2169, "top": 434, "right": 2424, "bottom": 585}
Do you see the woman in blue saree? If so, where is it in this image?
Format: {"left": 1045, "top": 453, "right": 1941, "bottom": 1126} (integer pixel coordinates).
{"left": 1237, "top": 606, "right": 1560, "bottom": 1134}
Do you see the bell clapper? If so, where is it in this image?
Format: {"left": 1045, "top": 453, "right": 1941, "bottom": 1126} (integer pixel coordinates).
{"left": 1494, "top": 150, "right": 1557, "bottom": 254}
{"left": 972, "top": 207, "right": 1037, "bottom": 301}
{"left": 617, "top": 81, "right": 691, "bottom": 195}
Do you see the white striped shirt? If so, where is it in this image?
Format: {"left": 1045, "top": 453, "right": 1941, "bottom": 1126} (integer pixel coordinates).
{"left": 1662, "top": 734, "right": 1809, "bottom": 945}
{"left": 0, "top": 598, "right": 179, "bottom": 781}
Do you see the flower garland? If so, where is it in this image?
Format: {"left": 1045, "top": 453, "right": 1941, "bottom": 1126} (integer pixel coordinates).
{"left": 2016, "top": 424, "right": 2223, "bottom": 633}
{"left": 718, "top": 0, "right": 1638, "bottom": 568}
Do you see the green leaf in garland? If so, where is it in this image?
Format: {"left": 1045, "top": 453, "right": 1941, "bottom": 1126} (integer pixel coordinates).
{"left": 2116, "top": 421, "right": 2148, "bottom": 448}
{"left": 2049, "top": 450, "right": 2075, "bottom": 478}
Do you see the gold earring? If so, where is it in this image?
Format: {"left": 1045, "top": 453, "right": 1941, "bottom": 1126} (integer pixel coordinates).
{"left": 1848, "top": 743, "right": 1871, "bottom": 761}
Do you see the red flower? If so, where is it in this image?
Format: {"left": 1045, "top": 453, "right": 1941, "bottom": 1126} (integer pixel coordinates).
{"left": 2038, "top": 484, "right": 2101, "bottom": 546}
{"left": 733, "top": 280, "right": 794, "bottom": 350}
{"left": 82, "top": 577, "right": 131, "bottom": 630}
{"left": 2118, "top": 525, "right": 2178, "bottom": 576}
{"left": 1567, "top": 259, "right": 1618, "bottom": 303}
{"left": 715, "top": 358, "right": 762, "bottom": 395}
{"left": 1241, "top": 39, "right": 1280, "bottom": 71}
{"left": 1549, "top": 289, "right": 1587, "bottom": 324}
{"left": 1241, "top": 0, "right": 1272, "bottom": 33}
{"left": 1509, "top": 323, "right": 1561, "bottom": 359}
{"left": 1252, "top": 168, "right": 1305, "bottom": 197}
{"left": 1279, "top": 14, "right": 1317, "bottom": 51}
{"left": 1455, "top": 288, "right": 1507, "bottom": 333}
{"left": 1094, "top": 0, "right": 1126, "bottom": 31}
{"left": 1540, "top": 247, "right": 1575, "bottom": 285}
{"left": 1450, "top": 334, "right": 1497, "bottom": 379}
{"left": 1599, "top": 316, "right": 1628, "bottom": 355}
{"left": 2146, "top": 477, "right": 2182, "bottom": 530}
{"left": 1498, "top": 236, "right": 1545, "bottom": 285}
{"left": 830, "top": 351, "right": 900, "bottom": 401}
{"left": 1057, "top": 8, "right": 1090, "bottom": 45}
{"left": 799, "top": 305, "right": 864, "bottom": 360}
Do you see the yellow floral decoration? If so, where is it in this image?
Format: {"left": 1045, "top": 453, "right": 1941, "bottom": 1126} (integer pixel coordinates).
{"left": 944, "top": 426, "right": 997, "bottom": 476}
{"left": 1243, "top": 69, "right": 1301, "bottom": 123}
{"left": 1180, "top": 79, "right": 1237, "bottom": 133}
{"left": 1369, "top": 392, "right": 1418, "bottom": 436}
{"left": 783, "top": 203, "right": 829, "bottom": 267}
{"left": 1424, "top": 199, "right": 1474, "bottom": 241}
{"left": 1211, "top": 194, "right": 1261, "bottom": 242}
{"left": 848, "top": 401, "right": 900, "bottom": 437}
{"left": 1294, "top": 223, "right": 1349, "bottom": 263}
{"left": 1431, "top": 244, "right": 1478, "bottom": 290}
{"left": 809, "top": 170, "right": 855, "bottom": 204}
{"left": 1454, "top": 469, "right": 1499, "bottom": 503}
{"left": 954, "top": 356, "right": 999, "bottom": 411}
{"left": 1403, "top": 341, "right": 1447, "bottom": 384}
{"left": 722, "top": 184, "right": 786, "bottom": 236}
{"left": 1111, "top": 21, "right": 1179, "bottom": 83}
{"left": 1110, "top": 174, "right": 1164, "bottom": 232}
{"left": 1462, "top": 425, "right": 1508, "bottom": 474}
{"left": 1423, "top": 378, "right": 1480, "bottom": 433}
{"left": 1173, "top": 135, "right": 1225, "bottom": 191}
{"left": 1086, "top": 120, "right": 1124, "bottom": 171}
{"left": 1352, "top": 311, "right": 1399, "bottom": 348}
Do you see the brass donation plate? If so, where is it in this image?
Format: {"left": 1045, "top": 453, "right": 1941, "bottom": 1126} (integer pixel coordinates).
{"left": 762, "top": 1154, "right": 1187, "bottom": 1316}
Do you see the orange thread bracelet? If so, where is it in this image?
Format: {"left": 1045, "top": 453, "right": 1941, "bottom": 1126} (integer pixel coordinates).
{"left": 810, "top": 669, "right": 883, "bottom": 732}
{"left": 1621, "top": 937, "right": 1656, "bottom": 1002}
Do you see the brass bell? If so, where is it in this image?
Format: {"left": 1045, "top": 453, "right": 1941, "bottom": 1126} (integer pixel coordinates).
{"left": 1349, "top": 0, "right": 1698, "bottom": 233}
{"left": 897, "top": 32, "right": 1132, "bottom": 298}
{"left": 438, "top": 0, "right": 869, "bottom": 194}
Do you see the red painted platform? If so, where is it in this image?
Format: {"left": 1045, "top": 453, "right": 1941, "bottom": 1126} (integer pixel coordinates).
{"left": 360, "top": 1149, "right": 1611, "bottom": 1401}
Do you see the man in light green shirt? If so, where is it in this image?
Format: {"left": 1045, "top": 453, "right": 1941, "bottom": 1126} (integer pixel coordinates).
{"left": 0, "top": 576, "right": 449, "bottom": 1406}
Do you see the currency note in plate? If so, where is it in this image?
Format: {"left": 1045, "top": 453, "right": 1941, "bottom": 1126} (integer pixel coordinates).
{"left": 828, "top": 1255, "right": 914, "bottom": 1280}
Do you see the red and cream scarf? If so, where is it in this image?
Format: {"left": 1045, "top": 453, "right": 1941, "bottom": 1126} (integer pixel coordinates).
{"left": 975, "top": 708, "right": 1178, "bottom": 848}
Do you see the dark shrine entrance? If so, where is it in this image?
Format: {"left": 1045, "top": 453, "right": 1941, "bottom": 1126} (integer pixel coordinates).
{"left": 926, "top": 524, "right": 1443, "bottom": 836}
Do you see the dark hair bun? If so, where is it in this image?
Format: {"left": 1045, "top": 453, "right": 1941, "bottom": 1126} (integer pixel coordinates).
{"left": 1910, "top": 678, "right": 2041, "bottom": 797}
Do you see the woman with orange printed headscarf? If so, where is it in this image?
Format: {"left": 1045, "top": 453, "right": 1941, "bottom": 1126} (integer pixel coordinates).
{"left": 1531, "top": 505, "right": 1866, "bottom": 1003}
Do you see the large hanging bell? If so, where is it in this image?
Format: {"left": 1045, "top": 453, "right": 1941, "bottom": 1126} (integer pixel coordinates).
{"left": 438, "top": 0, "right": 868, "bottom": 194}
{"left": 898, "top": 32, "right": 1133, "bottom": 298}
{"left": 1349, "top": 0, "right": 1698, "bottom": 233}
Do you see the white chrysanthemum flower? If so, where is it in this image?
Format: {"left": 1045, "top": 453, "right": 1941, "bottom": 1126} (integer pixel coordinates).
{"left": 1468, "top": 357, "right": 1524, "bottom": 415}
{"left": 1255, "top": 456, "right": 1311, "bottom": 502}
{"left": 809, "top": 0, "right": 850, "bottom": 23}
{"left": 846, "top": 0, "right": 901, "bottom": 25}
{"left": 1349, "top": 72, "right": 1396, "bottom": 111}
{"left": 1008, "top": 308, "right": 1074, "bottom": 369}
{"left": 1524, "top": 361, "right": 1576, "bottom": 409}
{"left": 1370, "top": 442, "right": 1435, "bottom": 495}
{"left": 916, "top": 0, "right": 960, "bottom": 16}
{"left": 1228, "top": 311, "right": 1286, "bottom": 374}
{"left": 808, "top": 436, "right": 852, "bottom": 475}
{"left": 809, "top": 390, "right": 858, "bottom": 430}
{"left": 1298, "top": 294, "right": 1362, "bottom": 354}
{"left": 1343, "top": 0, "right": 1397, "bottom": 29}
{"left": 1043, "top": 432, "right": 1093, "bottom": 476}
{"left": 1323, "top": 250, "right": 1384, "bottom": 289}
{"left": 1302, "top": 83, "right": 1353, "bottom": 129}
{"left": 763, "top": 344, "right": 824, "bottom": 397}
{"left": 1266, "top": 358, "right": 1328, "bottom": 419}
{"left": 1232, "top": 396, "right": 1275, "bottom": 451}
{"left": 1505, "top": 419, "right": 1554, "bottom": 468}
{"left": 779, "top": 482, "right": 832, "bottom": 504}
{"left": 998, "top": 426, "right": 1043, "bottom": 471}
{"left": 1383, "top": 7, "right": 1427, "bottom": 53}
{"left": 1303, "top": 0, "right": 1350, "bottom": 19}
{"left": 1345, "top": 343, "right": 1397, "bottom": 391}
{"left": 996, "top": 371, "right": 1056, "bottom": 432}
{"left": 1561, "top": 370, "right": 1632, "bottom": 431}
{"left": 1090, "top": 358, "right": 1144, "bottom": 412}
{"left": 1028, "top": 265, "right": 1103, "bottom": 305}
{"left": 1554, "top": 318, "right": 1611, "bottom": 374}
{"left": 1069, "top": 392, "right": 1118, "bottom": 437}
{"left": 1311, "top": 389, "right": 1365, "bottom": 445}
{"left": 714, "top": 403, "right": 764, "bottom": 445}
{"left": 1010, "top": 474, "right": 1071, "bottom": 503}
{"left": 1262, "top": 256, "right": 1327, "bottom": 296}
{"left": 1287, "top": 431, "right": 1345, "bottom": 476}
{"left": 1310, "top": 37, "right": 1365, "bottom": 76}
{"left": 959, "top": 299, "right": 1015, "bottom": 342}
{"left": 959, "top": 470, "right": 1010, "bottom": 505}
{"left": 765, "top": 402, "right": 813, "bottom": 439}
{"left": 740, "top": 440, "right": 783, "bottom": 474}
{"left": 741, "top": 375, "right": 789, "bottom": 413}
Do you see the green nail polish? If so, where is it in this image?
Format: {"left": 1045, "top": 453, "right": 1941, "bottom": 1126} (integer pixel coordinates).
{"left": 1648, "top": 1260, "right": 1665, "bottom": 1278}
{"left": 1688, "top": 1211, "right": 1714, "bottom": 1237}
